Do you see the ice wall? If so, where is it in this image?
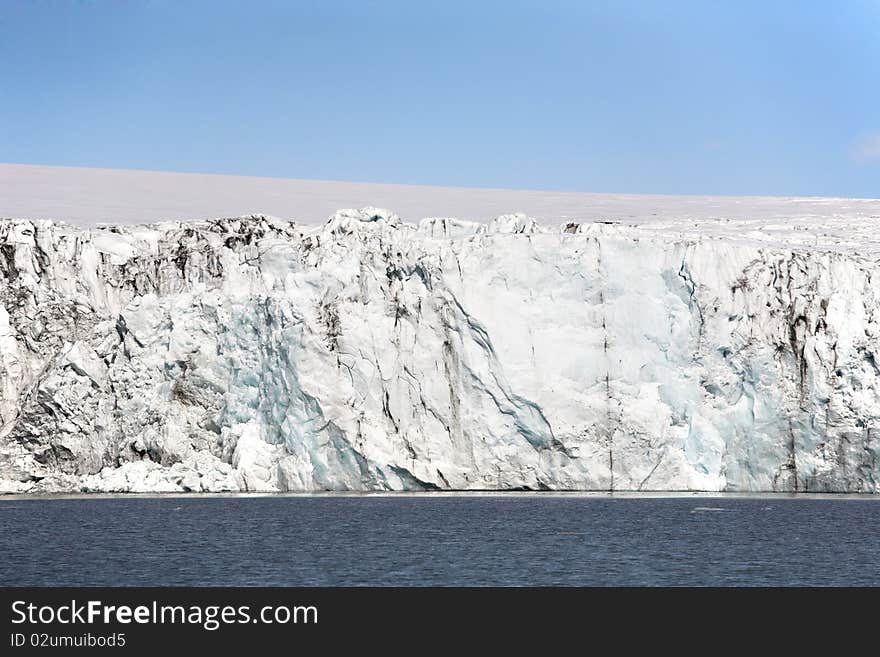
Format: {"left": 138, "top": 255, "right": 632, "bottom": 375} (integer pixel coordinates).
{"left": 1, "top": 208, "right": 877, "bottom": 493}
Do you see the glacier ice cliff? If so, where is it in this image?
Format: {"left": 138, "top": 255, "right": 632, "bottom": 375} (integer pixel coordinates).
{"left": 1, "top": 208, "right": 878, "bottom": 493}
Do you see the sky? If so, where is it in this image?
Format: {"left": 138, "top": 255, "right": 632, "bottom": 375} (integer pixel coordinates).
{"left": 1, "top": 0, "right": 878, "bottom": 198}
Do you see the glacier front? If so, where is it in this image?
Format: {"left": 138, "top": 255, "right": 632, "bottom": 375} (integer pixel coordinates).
{"left": 1, "top": 208, "right": 878, "bottom": 493}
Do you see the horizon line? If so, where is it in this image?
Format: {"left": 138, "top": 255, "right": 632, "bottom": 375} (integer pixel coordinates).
{"left": 4, "top": 161, "right": 878, "bottom": 203}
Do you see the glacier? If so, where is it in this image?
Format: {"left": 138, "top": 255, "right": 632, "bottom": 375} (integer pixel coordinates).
{"left": 1, "top": 207, "right": 878, "bottom": 493}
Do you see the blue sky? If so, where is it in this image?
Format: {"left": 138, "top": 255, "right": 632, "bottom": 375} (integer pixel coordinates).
{"left": 1, "top": 1, "right": 878, "bottom": 197}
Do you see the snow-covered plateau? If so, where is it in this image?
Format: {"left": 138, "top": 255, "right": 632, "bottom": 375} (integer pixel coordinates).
{"left": 1, "top": 207, "right": 879, "bottom": 493}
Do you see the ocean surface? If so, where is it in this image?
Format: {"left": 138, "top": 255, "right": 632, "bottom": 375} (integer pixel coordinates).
{"left": 0, "top": 495, "right": 878, "bottom": 586}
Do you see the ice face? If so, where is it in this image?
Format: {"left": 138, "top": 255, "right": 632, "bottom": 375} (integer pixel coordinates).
{"left": 1, "top": 208, "right": 878, "bottom": 493}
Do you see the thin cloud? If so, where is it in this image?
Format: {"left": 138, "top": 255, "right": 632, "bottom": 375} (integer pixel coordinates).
{"left": 852, "top": 132, "right": 880, "bottom": 163}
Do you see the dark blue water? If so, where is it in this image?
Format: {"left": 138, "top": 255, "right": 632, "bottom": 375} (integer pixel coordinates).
{"left": 1, "top": 495, "right": 878, "bottom": 586}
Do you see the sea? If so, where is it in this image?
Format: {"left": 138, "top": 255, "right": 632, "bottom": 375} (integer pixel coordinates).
{"left": 1, "top": 494, "right": 877, "bottom": 586}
